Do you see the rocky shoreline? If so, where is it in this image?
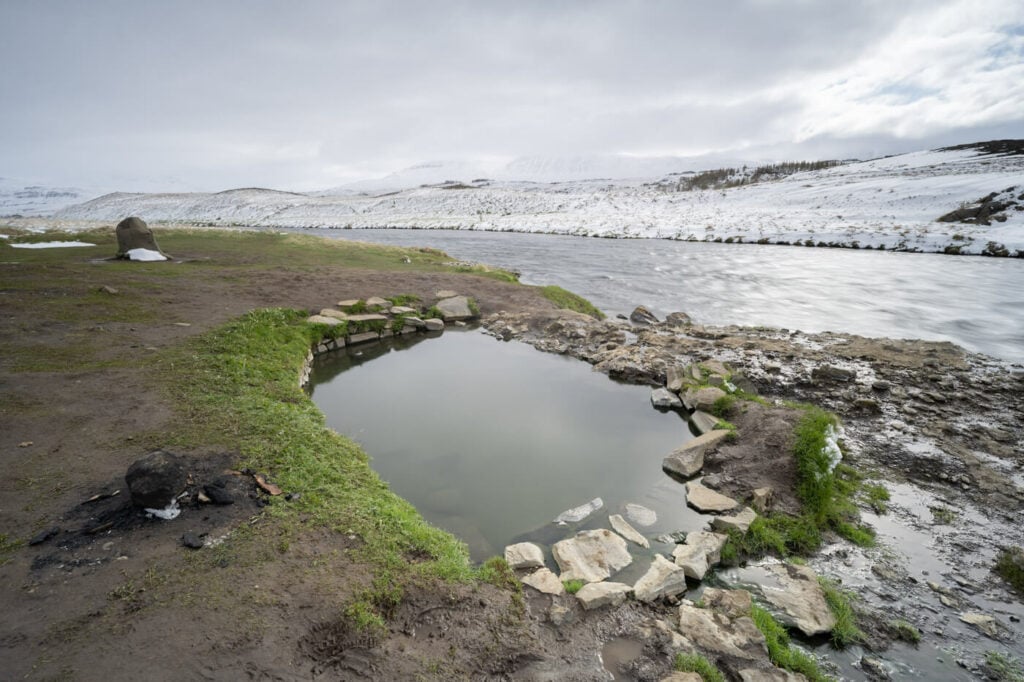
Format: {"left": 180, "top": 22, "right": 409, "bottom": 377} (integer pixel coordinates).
{"left": 481, "top": 305, "right": 1023, "bottom": 679}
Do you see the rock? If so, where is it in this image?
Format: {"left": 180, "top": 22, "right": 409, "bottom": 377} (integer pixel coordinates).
{"left": 634, "top": 554, "right": 688, "bottom": 602}
{"left": 424, "top": 318, "right": 445, "bottom": 332}
{"left": 860, "top": 656, "right": 892, "bottom": 681}
{"left": 554, "top": 497, "right": 604, "bottom": 524}
{"left": 959, "top": 612, "right": 1000, "bottom": 638}
{"left": 662, "top": 673, "right": 702, "bottom": 682}
{"left": 181, "top": 532, "right": 204, "bottom": 549}
{"left": 389, "top": 306, "right": 418, "bottom": 315}
{"left": 629, "top": 305, "right": 660, "bottom": 325}
{"left": 682, "top": 386, "right": 728, "bottom": 412}
{"left": 750, "top": 486, "right": 773, "bottom": 513}
{"left": 672, "top": 544, "right": 709, "bottom": 580}
{"left": 404, "top": 316, "right": 426, "bottom": 329}
{"left": 662, "top": 430, "right": 730, "bottom": 478}
{"left": 336, "top": 299, "right": 360, "bottom": 309}
{"left": 115, "top": 217, "right": 165, "bottom": 259}
{"left": 348, "top": 331, "right": 379, "bottom": 345}
{"left": 125, "top": 450, "right": 188, "bottom": 509}
{"left": 521, "top": 568, "right": 565, "bottom": 595}
{"left": 685, "top": 480, "right": 739, "bottom": 513}
{"left": 666, "top": 366, "right": 690, "bottom": 392}
{"left": 318, "top": 308, "right": 349, "bottom": 320}
{"left": 625, "top": 503, "right": 657, "bottom": 527}
{"left": 690, "top": 410, "right": 721, "bottom": 435}
{"left": 99, "top": 285, "right": 119, "bottom": 295}
{"left": 686, "top": 531, "right": 728, "bottom": 564}
{"left": 703, "top": 587, "right": 753, "bottom": 619}
{"left": 651, "top": 388, "right": 683, "bottom": 409}
{"left": 553, "top": 529, "right": 632, "bottom": 583}
{"left": 345, "top": 313, "right": 389, "bottom": 324}
{"left": 435, "top": 289, "right": 458, "bottom": 299}
{"left": 738, "top": 669, "right": 807, "bottom": 682}
{"left": 504, "top": 542, "right": 545, "bottom": 569}
{"left": 28, "top": 527, "right": 60, "bottom": 546}
{"left": 812, "top": 365, "right": 855, "bottom": 383}
{"left": 548, "top": 602, "right": 575, "bottom": 626}
{"left": 203, "top": 483, "right": 234, "bottom": 505}
{"left": 664, "top": 312, "right": 693, "bottom": 328}
{"left": 436, "top": 296, "right": 475, "bottom": 321}
{"left": 306, "top": 314, "right": 345, "bottom": 326}
{"left": 365, "top": 296, "right": 389, "bottom": 308}
{"left": 609, "top": 514, "right": 649, "bottom": 548}
{"left": 677, "top": 602, "right": 767, "bottom": 660}
{"left": 755, "top": 563, "right": 836, "bottom": 637}
{"left": 575, "top": 581, "right": 632, "bottom": 610}
{"left": 700, "top": 360, "right": 729, "bottom": 376}
{"left": 872, "top": 380, "right": 892, "bottom": 392}
{"left": 711, "top": 507, "right": 758, "bottom": 533}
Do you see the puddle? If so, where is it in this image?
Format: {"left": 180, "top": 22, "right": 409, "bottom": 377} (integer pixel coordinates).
{"left": 308, "top": 329, "right": 707, "bottom": 560}
{"left": 601, "top": 637, "right": 644, "bottom": 681}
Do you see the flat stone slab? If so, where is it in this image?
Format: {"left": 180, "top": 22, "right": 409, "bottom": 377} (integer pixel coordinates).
{"left": 318, "top": 308, "right": 349, "bottom": 320}
{"left": 554, "top": 497, "right": 603, "bottom": 525}
{"left": 756, "top": 563, "right": 836, "bottom": 637}
{"left": 435, "top": 289, "right": 458, "bottom": 299}
{"left": 576, "top": 581, "right": 632, "bottom": 610}
{"left": 553, "top": 529, "right": 632, "bottom": 583}
{"left": 625, "top": 503, "right": 657, "bottom": 527}
{"left": 609, "top": 514, "right": 649, "bottom": 548}
{"left": 521, "top": 567, "right": 565, "bottom": 595}
{"left": 336, "top": 299, "right": 361, "bottom": 308}
{"left": 711, "top": 507, "right": 757, "bottom": 534}
{"left": 306, "top": 314, "right": 344, "bottom": 326}
{"left": 389, "top": 306, "right": 418, "bottom": 314}
{"left": 504, "top": 542, "right": 544, "bottom": 570}
{"left": 634, "top": 554, "right": 688, "bottom": 602}
{"left": 365, "top": 296, "right": 389, "bottom": 308}
{"left": 651, "top": 388, "right": 683, "bottom": 409}
{"left": 345, "top": 314, "right": 388, "bottom": 323}
{"left": 690, "top": 410, "right": 721, "bottom": 435}
{"left": 703, "top": 587, "right": 753, "bottom": 619}
{"left": 347, "top": 331, "right": 380, "bottom": 345}
{"left": 677, "top": 602, "right": 767, "bottom": 660}
{"left": 662, "top": 430, "right": 730, "bottom": 478}
{"left": 685, "top": 480, "right": 739, "bottom": 512}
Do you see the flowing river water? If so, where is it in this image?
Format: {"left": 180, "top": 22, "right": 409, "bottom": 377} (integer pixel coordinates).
{"left": 300, "top": 228, "right": 1024, "bottom": 680}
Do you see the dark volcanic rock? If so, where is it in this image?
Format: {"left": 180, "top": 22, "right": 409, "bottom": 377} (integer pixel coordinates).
{"left": 629, "top": 305, "right": 659, "bottom": 326}
{"left": 115, "top": 216, "right": 164, "bottom": 258}
{"left": 125, "top": 449, "right": 187, "bottom": 509}
{"left": 182, "top": 532, "right": 204, "bottom": 549}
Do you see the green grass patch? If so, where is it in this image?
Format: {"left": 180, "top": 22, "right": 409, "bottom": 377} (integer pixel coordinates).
{"left": 538, "top": 285, "right": 605, "bottom": 319}
{"left": 817, "top": 577, "right": 865, "bottom": 648}
{"left": 931, "top": 506, "right": 956, "bottom": 525}
{"left": 0, "top": 533, "right": 23, "bottom": 567}
{"left": 710, "top": 394, "right": 737, "bottom": 418}
{"left": 385, "top": 294, "right": 421, "bottom": 307}
{"left": 887, "top": 619, "right": 921, "bottom": 644}
{"left": 793, "top": 408, "right": 840, "bottom": 521}
{"left": 562, "top": 579, "right": 585, "bottom": 595}
{"left": 994, "top": 547, "right": 1024, "bottom": 594}
{"left": 751, "top": 605, "right": 831, "bottom": 681}
{"left": 673, "top": 652, "right": 725, "bottom": 682}
{"left": 985, "top": 651, "right": 1024, "bottom": 682}
{"left": 863, "top": 483, "right": 890, "bottom": 514}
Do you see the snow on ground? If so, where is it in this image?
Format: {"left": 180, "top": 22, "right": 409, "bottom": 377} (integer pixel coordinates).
{"left": 42, "top": 146, "right": 1024, "bottom": 255}
{"left": 9, "top": 241, "right": 96, "bottom": 249}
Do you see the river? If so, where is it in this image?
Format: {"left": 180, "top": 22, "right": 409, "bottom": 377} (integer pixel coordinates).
{"left": 290, "top": 228, "right": 1024, "bottom": 364}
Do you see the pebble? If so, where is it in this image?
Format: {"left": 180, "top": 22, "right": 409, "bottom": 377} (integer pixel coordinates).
{"left": 182, "top": 532, "right": 204, "bottom": 549}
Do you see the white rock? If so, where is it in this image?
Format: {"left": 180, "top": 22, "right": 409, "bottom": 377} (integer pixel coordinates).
{"left": 424, "top": 318, "right": 445, "bottom": 331}
{"left": 554, "top": 497, "right": 603, "bottom": 524}
{"left": 575, "top": 581, "right": 632, "bottom": 610}
{"left": 504, "top": 542, "right": 545, "bottom": 570}
{"left": 671, "top": 544, "right": 709, "bottom": 580}
{"left": 634, "top": 554, "right": 688, "bottom": 602}
{"left": 686, "top": 531, "right": 729, "bottom": 565}
{"left": 677, "top": 602, "right": 767, "bottom": 660}
{"left": 521, "top": 568, "right": 565, "bottom": 595}
{"left": 685, "top": 480, "right": 739, "bottom": 512}
{"left": 436, "top": 295, "right": 475, "bottom": 320}
{"left": 609, "top": 514, "right": 649, "bottom": 548}
{"left": 306, "top": 314, "right": 344, "bottom": 326}
{"left": 553, "top": 529, "right": 632, "bottom": 583}
{"left": 711, "top": 507, "right": 758, "bottom": 534}
{"left": 651, "top": 388, "right": 683, "bottom": 409}
{"left": 318, "top": 308, "right": 349, "bottom": 320}
{"left": 625, "top": 503, "right": 657, "bottom": 527}
{"left": 755, "top": 563, "right": 837, "bottom": 637}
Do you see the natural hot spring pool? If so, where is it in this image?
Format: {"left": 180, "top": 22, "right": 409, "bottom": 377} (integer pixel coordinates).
{"left": 307, "top": 329, "right": 707, "bottom": 561}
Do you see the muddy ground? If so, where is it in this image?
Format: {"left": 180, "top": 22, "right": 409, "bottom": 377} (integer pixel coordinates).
{"left": 2, "top": 227, "right": 1022, "bottom": 680}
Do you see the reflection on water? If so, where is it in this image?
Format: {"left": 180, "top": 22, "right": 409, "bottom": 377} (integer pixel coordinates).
{"left": 293, "top": 228, "right": 1024, "bottom": 363}
{"left": 308, "top": 329, "right": 705, "bottom": 560}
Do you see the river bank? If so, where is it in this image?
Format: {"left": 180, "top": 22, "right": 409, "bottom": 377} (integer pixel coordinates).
{"left": 1, "top": 225, "right": 1021, "bottom": 680}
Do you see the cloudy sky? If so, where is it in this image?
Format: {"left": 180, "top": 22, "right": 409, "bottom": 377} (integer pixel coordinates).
{"left": 2, "top": 0, "right": 1023, "bottom": 191}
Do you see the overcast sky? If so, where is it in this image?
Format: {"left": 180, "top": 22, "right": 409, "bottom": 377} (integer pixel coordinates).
{"left": 2, "top": 0, "right": 1023, "bottom": 191}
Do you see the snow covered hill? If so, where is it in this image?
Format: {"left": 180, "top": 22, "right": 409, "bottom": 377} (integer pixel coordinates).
{"left": 51, "top": 143, "right": 1024, "bottom": 255}
{"left": 0, "top": 177, "right": 103, "bottom": 217}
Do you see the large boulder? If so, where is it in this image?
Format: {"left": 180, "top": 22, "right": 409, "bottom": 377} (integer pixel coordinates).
{"left": 504, "top": 542, "right": 545, "bottom": 570}
{"left": 115, "top": 217, "right": 166, "bottom": 260}
{"left": 629, "top": 305, "right": 659, "bottom": 325}
{"left": 686, "top": 531, "right": 728, "bottom": 565}
{"left": 651, "top": 388, "right": 683, "bottom": 409}
{"left": 436, "top": 296, "right": 476, "bottom": 321}
{"left": 634, "top": 554, "right": 688, "bottom": 602}
{"left": 753, "top": 563, "right": 836, "bottom": 637}
{"left": 682, "top": 386, "right": 728, "bottom": 412}
{"left": 553, "top": 529, "right": 632, "bottom": 583}
{"left": 677, "top": 602, "right": 767, "bottom": 660}
{"left": 671, "top": 544, "right": 709, "bottom": 580}
{"left": 662, "top": 430, "right": 731, "bottom": 478}
{"left": 125, "top": 449, "right": 187, "bottom": 509}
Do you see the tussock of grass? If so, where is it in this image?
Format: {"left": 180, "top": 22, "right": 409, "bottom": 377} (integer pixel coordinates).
{"left": 888, "top": 619, "right": 921, "bottom": 644}
{"left": 710, "top": 394, "right": 736, "bottom": 418}
{"left": 817, "top": 577, "right": 865, "bottom": 648}
{"left": 994, "top": 547, "right": 1024, "bottom": 594}
{"left": 985, "top": 651, "right": 1024, "bottom": 682}
{"left": 562, "top": 579, "right": 585, "bottom": 594}
{"left": 750, "top": 605, "right": 831, "bottom": 681}
{"left": 863, "top": 483, "right": 890, "bottom": 514}
{"left": 538, "top": 285, "right": 605, "bottom": 319}
{"left": 673, "top": 652, "right": 725, "bottom": 682}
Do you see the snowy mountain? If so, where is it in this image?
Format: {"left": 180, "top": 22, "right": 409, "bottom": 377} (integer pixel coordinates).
{"left": 50, "top": 142, "right": 1024, "bottom": 255}
{"left": 0, "top": 177, "right": 103, "bottom": 216}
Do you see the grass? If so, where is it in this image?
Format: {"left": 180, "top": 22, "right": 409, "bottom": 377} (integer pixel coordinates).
{"left": 817, "top": 577, "right": 865, "bottom": 648}
{"left": 562, "top": 579, "right": 585, "bottom": 595}
{"left": 750, "top": 605, "right": 831, "bottom": 682}
{"left": 710, "top": 394, "right": 736, "bottom": 418}
{"left": 863, "top": 484, "right": 890, "bottom": 514}
{"left": 994, "top": 547, "right": 1024, "bottom": 594}
{"left": 888, "top": 619, "right": 921, "bottom": 644}
{"left": 985, "top": 651, "right": 1024, "bottom": 682}
{"left": 0, "top": 533, "right": 23, "bottom": 567}
{"left": 931, "top": 506, "right": 956, "bottom": 525}
{"left": 673, "top": 652, "right": 725, "bottom": 682}
{"left": 538, "top": 285, "right": 605, "bottom": 319}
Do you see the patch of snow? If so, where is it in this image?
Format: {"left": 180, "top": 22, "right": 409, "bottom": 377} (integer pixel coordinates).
{"left": 10, "top": 240, "right": 95, "bottom": 249}
{"left": 125, "top": 248, "right": 167, "bottom": 261}
{"left": 0, "top": 234, "right": 8, "bottom": 239}
{"left": 145, "top": 499, "right": 181, "bottom": 520}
